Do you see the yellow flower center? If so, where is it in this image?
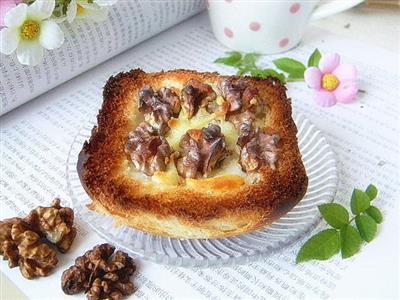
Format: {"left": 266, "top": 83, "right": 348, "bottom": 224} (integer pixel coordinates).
{"left": 20, "top": 20, "right": 40, "bottom": 41}
{"left": 77, "top": 4, "right": 85, "bottom": 16}
{"left": 322, "top": 74, "right": 340, "bottom": 91}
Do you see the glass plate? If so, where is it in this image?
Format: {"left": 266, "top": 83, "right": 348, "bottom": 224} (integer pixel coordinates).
{"left": 66, "top": 114, "right": 339, "bottom": 267}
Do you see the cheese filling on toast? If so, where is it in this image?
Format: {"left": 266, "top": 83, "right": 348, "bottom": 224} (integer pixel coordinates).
{"left": 125, "top": 78, "right": 279, "bottom": 189}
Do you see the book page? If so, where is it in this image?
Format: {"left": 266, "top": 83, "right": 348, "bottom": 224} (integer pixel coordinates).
{"left": 1, "top": 12, "right": 399, "bottom": 300}
{"left": 0, "top": 0, "right": 205, "bottom": 116}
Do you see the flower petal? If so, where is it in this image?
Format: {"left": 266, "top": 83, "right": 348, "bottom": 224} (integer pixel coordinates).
{"left": 1, "top": 0, "right": 18, "bottom": 27}
{"left": 16, "top": 39, "right": 43, "bottom": 65}
{"left": 39, "top": 20, "right": 64, "bottom": 49}
{"left": 334, "top": 81, "right": 358, "bottom": 104}
{"left": 333, "top": 64, "right": 357, "bottom": 82}
{"left": 304, "top": 67, "right": 322, "bottom": 89}
{"left": 318, "top": 53, "right": 340, "bottom": 74}
{"left": 74, "top": 3, "right": 107, "bottom": 21}
{"left": 4, "top": 3, "right": 27, "bottom": 28}
{"left": 51, "top": 16, "right": 67, "bottom": 23}
{"left": 27, "top": 0, "right": 55, "bottom": 21}
{"left": 314, "top": 90, "right": 337, "bottom": 107}
{"left": 94, "top": 0, "right": 118, "bottom": 6}
{"left": 0, "top": 27, "right": 20, "bottom": 54}
{"left": 66, "top": 0, "right": 77, "bottom": 23}
{"left": 79, "top": 5, "right": 108, "bottom": 22}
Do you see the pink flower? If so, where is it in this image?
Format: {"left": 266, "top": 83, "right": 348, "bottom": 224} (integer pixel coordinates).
{"left": 304, "top": 53, "right": 358, "bottom": 107}
{"left": 0, "top": 0, "right": 21, "bottom": 27}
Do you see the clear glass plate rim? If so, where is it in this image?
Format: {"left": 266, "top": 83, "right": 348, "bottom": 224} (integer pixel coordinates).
{"left": 66, "top": 113, "right": 339, "bottom": 267}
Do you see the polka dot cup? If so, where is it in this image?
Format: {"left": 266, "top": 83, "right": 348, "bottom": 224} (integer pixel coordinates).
{"left": 207, "top": 0, "right": 363, "bottom": 54}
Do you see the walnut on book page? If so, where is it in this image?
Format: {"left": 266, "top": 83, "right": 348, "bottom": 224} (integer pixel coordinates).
{"left": 78, "top": 69, "right": 308, "bottom": 239}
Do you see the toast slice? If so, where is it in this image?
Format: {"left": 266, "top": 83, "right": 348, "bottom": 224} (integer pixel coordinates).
{"left": 78, "top": 69, "right": 308, "bottom": 239}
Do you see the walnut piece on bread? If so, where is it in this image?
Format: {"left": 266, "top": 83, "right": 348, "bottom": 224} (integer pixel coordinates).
{"left": 218, "top": 78, "right": 259, "bottom": 114}
{"left": 125, "top": 122, "right": 171, "bottom": 176}
{"left": 181, "top": 79, "right": 216, "bottom": 118}
{"left": 239, "top": 128, "right": 280, "bottom": 172}
{"left": 138, "top": 86, "right": 180, "bottom": 134}
{"left": 79, "top": 69, "right": 308, "bottom": 239}
{"left": 176, "top": 123, "right": 226, "bottom": 178}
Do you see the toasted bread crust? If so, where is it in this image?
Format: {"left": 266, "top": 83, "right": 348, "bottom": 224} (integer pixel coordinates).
{"left": 79, "top": 69, "right": 308, "bottom": 238}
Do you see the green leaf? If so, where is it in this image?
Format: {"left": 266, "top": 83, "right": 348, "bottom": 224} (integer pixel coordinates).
{"left": 350, "top": 189, "right": 370, "bottom": 215}
{"left": 214, "top": 51, "right": 242, "bottom": 66}
{"left": 366, "top": 206, "right": 383, "bottom": 224}
{"left": 307, "top": 48, "right": 322, "bottom": 67}
{"left": 365, "top": 184, "right": 378, "bottom": 201}
{"left": 287, "top": 73, "right": 305, "bottom": 81}
{"left": 272, "top": 58, "right": 306, "bottom": 79}
{"left": 236, "top": 66, "right": 253, "bottom": 76}
{"left": 241, "top": 53, "right": 259, "bottom": 68}
{"left": 250, "top": 68, "right": 286, "bottom": 83}
{"left": 355, "top": 214, "right": 377, "bottom": 242}
{"left": 318, "top": 203, "right": 349, "bottom": 229}
{"left": 250, "top": 68, "right": 268, "bottom": 77}
{"left": 340, "top": 224, "right": 363, "bottom": 258}
{"left": 296, "top": 229, "right": 340, "bottom": 263}
{"left": 289, "top": 71, "right": 305, "bottom": 80}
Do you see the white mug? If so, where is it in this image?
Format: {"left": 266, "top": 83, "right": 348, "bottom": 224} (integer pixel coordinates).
{"left": 207, "top": 0, "right": 364, "bottom": 54}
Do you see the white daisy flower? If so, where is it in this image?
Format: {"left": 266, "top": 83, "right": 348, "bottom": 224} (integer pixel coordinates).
{"left": 66, "top": 0, "right": 117, "bottom": 24}
{"left": 0, "top": 0, "right": 64, "bottom": 66}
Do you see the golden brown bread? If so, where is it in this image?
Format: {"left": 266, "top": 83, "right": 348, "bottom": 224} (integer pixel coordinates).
{"left": 78, "top": 69, "right": 308, "bottom": 239}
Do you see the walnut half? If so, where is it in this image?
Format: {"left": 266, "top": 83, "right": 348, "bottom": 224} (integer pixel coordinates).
{"left": 25, "top": 198, "right": 77, "bottom": 253}
{"left": 0, "top": 218, "right": 58, "bottom": 279}
{"left": 0, "top": 199, "right": 76, "bottom": 279}
{"left": 218, "top": 79, "right": 259, "bottom": 114}
{"left": 61, "top": 243, "right": 136, "bottom": 300}
{"left": 176, "top": 124, "right": 226, "bottom": 178}
{"left": 181, "top": 79, "right": 216, "bottom": 119}
{"left": 239, "top": 129, "right": 280, "bottom": 172}
{"left": 138, "top": 86, "right": 181, "bottom": 134}
{"left": 228, "top": 110, "right": 256, "bottom": 148}
{"left": 125, "top": 122, "right": 171, "bottom": 176}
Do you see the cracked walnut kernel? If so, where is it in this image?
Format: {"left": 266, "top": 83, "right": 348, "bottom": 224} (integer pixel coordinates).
{"left": 0, "top": 218, "right": 58, "bottom": 279}
{"left": 61, "top": 243, "right": 136, "bottom": 300}
{"left": 0, "top": 199, "right": 77, "bottom": 279}
{"left": 25, "top": 198, "right": 77, "bottom": 253}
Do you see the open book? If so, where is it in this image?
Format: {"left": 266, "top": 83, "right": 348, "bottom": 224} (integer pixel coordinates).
{"left": 0, "top": 1, "right": 205, "bottom": 115}
{"left": 1, "top": 2, "right": 399, "bottom": 300}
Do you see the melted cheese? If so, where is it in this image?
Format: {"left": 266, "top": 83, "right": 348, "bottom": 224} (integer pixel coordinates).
{"left": 150, "top": 107, "right": 254, "bottom": 188}
{"left": 165, "top": 108, "right": 238, "bottom": 152}
{"left": 165, "top": 108, "right": 217, "bottom": 150}
{"left": 127, "top": 84, "right": 258, "bottom": 190}
{"left": 218, "top": 120, "right": 237, "bottom": 151}
{"left": 152, "top": 161, "right": 181, "bottom": 186}
{"left": 161, "top": 79, "right": 184, "bottom": 90}
{"left": 212, "top": 156, "right": 260, "bottom": 184}
{"left": 186, "top": 175, "right": 245, "bottom": 193}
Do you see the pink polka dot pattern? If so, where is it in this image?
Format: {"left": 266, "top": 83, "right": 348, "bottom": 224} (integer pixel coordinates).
{"left": 224, "top": 27, "right": 233, "bottom": 38}
{"left": 249, "top": 22, "right": 261, "bottom": 31}
{"left": 279, "top": 38, "right": 289, "bottom": 48}
{"left": 290, "top": 3, "right": 301, "bottom": 14}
